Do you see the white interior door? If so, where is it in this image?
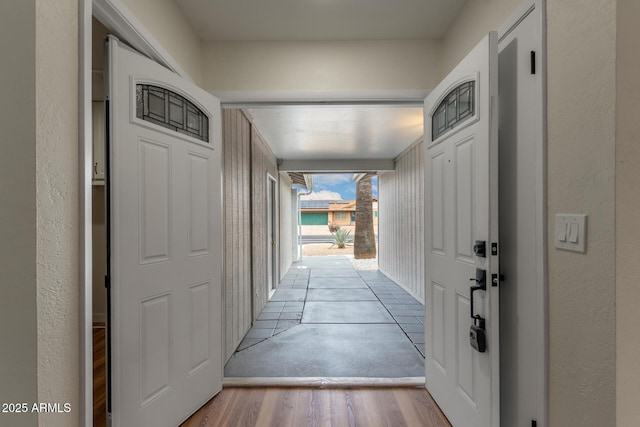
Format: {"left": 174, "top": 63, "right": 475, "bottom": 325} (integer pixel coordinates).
{"left": 107, "top": 36, "right": 223, "bottom": 427}
{"left": 424, "top": 32, "right": 499, "bottom": 427}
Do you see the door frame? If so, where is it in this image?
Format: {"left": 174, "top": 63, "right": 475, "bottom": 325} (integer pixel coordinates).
{"left": 80, "top": 0, "right": 546, "bottom": 425}
{"left": 266, "top": 173, "right": 278, "bottom": 296}
{"left": 496, "top": 1, "right": 547, "bottom": 424}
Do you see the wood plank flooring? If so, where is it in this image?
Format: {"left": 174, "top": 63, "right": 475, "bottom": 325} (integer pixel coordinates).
{"left": 180, "top": 387, "right": 451, "bottom": 427}
{"left": 93, "top": 325, "right": 107, "bottom": 427}
{"left": 95, "top": 323, "right": 450, "bottom": 427}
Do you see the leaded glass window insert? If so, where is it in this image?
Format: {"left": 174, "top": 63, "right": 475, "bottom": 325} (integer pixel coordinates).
{"left": 136, "top": 84, "right": 209, "bottom": 142}
{"left": 431, "top": 81, "right": 475, "bottom": 141}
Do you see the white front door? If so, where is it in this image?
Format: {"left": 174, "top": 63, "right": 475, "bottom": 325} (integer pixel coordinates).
{"left": 424, "top": 32, "right": 500, "bottom": 427}
{"left": 107, "top": 36, "right": 223, "bottom": 427}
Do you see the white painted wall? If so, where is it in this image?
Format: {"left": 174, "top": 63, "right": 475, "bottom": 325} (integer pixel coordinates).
{"left": 0, "top": 2, "right": 39, "bottom": 426}
{"left": 547, "top": 0, "right": 616, "bottom": 425}
{"left": 279, "top": 173, "right": 294, "bottom": 279}
{"left": 616, "top": 0, "right": 640, "bottom": 425}
{"left": 440, "top": 0, "right": 522, "bottom": 76}
{"left": 202, "top": 40, "right": 442, "bottom": 92}
{"left": 378, "top": 141, "right": 425, "bottom": 303}
{"left": 35, "top": 0, "right": 80, "bottom": 426}
{"left": 119, "top": 0, "right": 204, "bottom": 85}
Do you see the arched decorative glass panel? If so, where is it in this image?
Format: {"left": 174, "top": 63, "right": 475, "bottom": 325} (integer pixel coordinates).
{"left": 431, "top": 81, "right": 475, "bottom": 141}
{"left": 136, "top": 84, "right": 209, "bottom": 142}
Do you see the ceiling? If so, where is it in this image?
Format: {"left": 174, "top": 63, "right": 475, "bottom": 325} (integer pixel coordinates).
{"left": 176, "top": 0, "right": 466, "bottom": 42}
{"left": 175, "top": 0, "right": 461, "bottom": 167}
{"left": 245, "top": 105, "right": 424, "bottom": 160}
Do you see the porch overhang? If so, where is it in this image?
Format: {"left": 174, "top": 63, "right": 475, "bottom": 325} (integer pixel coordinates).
{"left": 287, "top": 172, "right": 314, "bottom": 191}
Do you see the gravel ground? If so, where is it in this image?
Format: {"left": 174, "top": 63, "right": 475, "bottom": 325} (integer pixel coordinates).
{"left": 301, "top": 243, "right": 378, "bottom": 270}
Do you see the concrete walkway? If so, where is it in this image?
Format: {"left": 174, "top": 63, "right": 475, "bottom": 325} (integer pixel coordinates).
{"left": 224, "top": 256, "right": 425, "bottom": 378}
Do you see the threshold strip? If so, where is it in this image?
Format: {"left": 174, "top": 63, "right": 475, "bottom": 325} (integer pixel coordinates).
{"left": 223, "top": 377, "right": 425, "bottom": 388}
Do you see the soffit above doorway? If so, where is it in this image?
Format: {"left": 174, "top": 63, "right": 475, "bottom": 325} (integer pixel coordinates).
{"left": 175, "top": 0, "right": 466, "bottom": 41}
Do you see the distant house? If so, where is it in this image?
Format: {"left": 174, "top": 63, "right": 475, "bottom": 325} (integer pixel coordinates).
{"left": 300, "top": 199, "right": 379, "bottom": 227}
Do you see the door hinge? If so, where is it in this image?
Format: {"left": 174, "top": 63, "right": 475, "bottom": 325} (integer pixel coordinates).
{"left": 531, "top": 51, "right": 536, "bottom": 75}
{"left": 491, "top": 242, "right": 498, "bottom": 256}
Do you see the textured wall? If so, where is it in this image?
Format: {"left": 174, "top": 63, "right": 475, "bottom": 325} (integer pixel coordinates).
{"left": 0, "top": 1, "right": 39, "bottom": 426}
{"left": 378, "top": 141, "right": 425, "bottom": 303}
{"left": 547, "top": 0, "right": 617, "bottom": 425}
{"left": 120, "top": 0, "right": 204, "bottom": 85}
{"left": 203, "top": 40, "right": 441, "bottom": 92}
{"left": 440, "top": 0, "right": 522, "bottom": 77}
{"left": 616, "top": 0, "right": 640, "bottom": 424}
{"left": 35, "top": 0, "right": 80, "bottom": 425}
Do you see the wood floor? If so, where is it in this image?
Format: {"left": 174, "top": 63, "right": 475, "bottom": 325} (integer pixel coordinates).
{"left": 180, "top": 386, "right": 451, "bottom": 427}
{"left": 93, "top": 325, "right": 107, "bottom": 427}
{"left": 94, "top": 324, "right": 450, "bottom": 427}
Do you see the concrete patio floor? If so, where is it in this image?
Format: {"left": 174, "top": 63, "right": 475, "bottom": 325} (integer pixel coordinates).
{"left": 224, "top": 256, "right": 426, "bottom": 378}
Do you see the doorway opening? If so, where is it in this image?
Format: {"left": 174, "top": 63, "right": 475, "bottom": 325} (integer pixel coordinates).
{"left": 84, "top": 4, "right": 544, "bottom": 427}
{"left": 224, "top": 170, "right": 427, "bottom": 380}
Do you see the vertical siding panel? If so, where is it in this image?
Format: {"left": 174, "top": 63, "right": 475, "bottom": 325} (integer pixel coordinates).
{"left": 222, "top": 109, "right": 231, "bottom": 359}
{"left": 419, "top": 142, "right": 425, "bottom": 300}
{"left": 235, "top": 110, "right": 242, "bottom": 345}
{"left": 400, "top": 155, "right": 405, "bottom": 286}
{"left": 222, "top": 109, "right": 282, "bottom": 359}
{"left": 377, "top": 140, "right": 425, "bottom": 303}
{"left": 231, "top": 110, "right": 238, "bottom": 348}
{"left": 251, "top": 132, "right": 259, "bottom": 320}
{"left": 412, "top": 145, "right": 419, "bottom": 298}
{"left": 242, "top": 115, "right": 251, "bottom": 335}
{"left": 249, "top": 127, "right": 278, "bottom": 320}
{"left": 222, "top": 109, "right": 258, "bottom": 361}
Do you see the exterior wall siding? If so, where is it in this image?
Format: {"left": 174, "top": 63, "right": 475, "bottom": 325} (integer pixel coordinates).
{"left": 222, "top": 109, "right": 253, "bottom": 361}
{"left": 251, "top": 125, "right": 279, "bottom": 320}
{"left": 378, "top": 140, "right": 425, "bottom": 303}
{"left": 278, "top": 172, "right": 294, "bottom": 280}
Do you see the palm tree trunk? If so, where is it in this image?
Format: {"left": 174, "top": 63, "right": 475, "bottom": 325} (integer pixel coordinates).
{"left": 354, "top": 175, "right": 376, "bottom": 259}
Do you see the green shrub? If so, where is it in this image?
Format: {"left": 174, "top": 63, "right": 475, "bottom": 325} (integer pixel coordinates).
{"left": 332, "top": 228, "right": 352, "bottom": 249}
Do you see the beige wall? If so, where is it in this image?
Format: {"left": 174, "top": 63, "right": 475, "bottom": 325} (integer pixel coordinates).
{"left": 203, "top": 40, "right": 442, "bottom": 92}
{"left": 120, "top": 0, "right": 204, "bottom": 85}
{"left": 1, "top": 2, "right": 80, "bottom": 426}
{"left": 547, "top": 0, "right": 617, "bottom": 425}
{"left": 616, "top": 0, "right": 640, "bottom": 425}
{"left": 36, "top": 0, "right": 80, "bottom": 426}
{"left": 0, "top": 1, "right": 39, "bottom": 426}
{"left": 440, "top": 0, "right": 522, "bottom": 76}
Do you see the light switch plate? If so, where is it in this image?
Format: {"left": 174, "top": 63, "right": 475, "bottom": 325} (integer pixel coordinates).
{"left": 555, "top": 214, "right": 587, "bottom": 252}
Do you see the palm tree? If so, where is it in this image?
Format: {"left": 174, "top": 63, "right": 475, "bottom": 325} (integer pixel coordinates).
{"left": 354, "top": 174, "right": 376, "bottom": 259}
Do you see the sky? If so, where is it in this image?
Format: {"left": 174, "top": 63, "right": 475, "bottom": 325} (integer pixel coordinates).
{"left": 299, "top": 173, "right": 379, "bottom": 201}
